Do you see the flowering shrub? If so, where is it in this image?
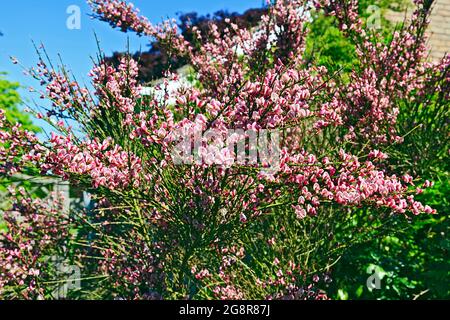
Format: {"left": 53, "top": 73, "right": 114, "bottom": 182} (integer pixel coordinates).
{"left": 0, "top": 0, "right": 448, "bottom": 299}
{"left": 0, "top": 188, "right": 69, "bottom": 299}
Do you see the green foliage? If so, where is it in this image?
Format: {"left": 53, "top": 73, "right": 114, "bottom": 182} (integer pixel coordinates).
{"left": 305, "top": 14, "right": 358, "bottom": 73}
{"left": 305, "top": 0, "right": 408, "bottom": 74}
{"left": 330, "top": 189, "right": 448, "bottom": 300}
{"left": 0, "top": 73, "right": 40, "bottom": 133}
{"left": 329, "top": 177, "right": 448, "bottom": 300}
{"left": 0, "top": 74, "right": 42, "bottom": 207}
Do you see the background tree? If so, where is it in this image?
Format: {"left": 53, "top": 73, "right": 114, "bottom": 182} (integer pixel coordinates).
{"left": 0, "top": 73, "right": 40, "bottom": 133}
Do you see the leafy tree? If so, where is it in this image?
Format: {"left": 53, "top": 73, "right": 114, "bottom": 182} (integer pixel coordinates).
{"left": 0, "top": 73, "right": 40, "bottom": 133}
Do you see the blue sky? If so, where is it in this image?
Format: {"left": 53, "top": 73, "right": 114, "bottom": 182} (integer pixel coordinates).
{"left": 0, "top": 0, "right": 263, "bottom": 128}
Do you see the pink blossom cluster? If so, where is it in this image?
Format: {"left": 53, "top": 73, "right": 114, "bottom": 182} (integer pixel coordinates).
{"left": 89, "top": 0, "right": 191, "bottom": 55}
{"left": 273, "top": 149, "right": 436, "bottom": 216}
{"left": 89, "top": 0, "right": 152, "bottom": 35}
{"left": 266, "top": 0, "right": 310, "bottom": 64}
{"left": 0, "top": 109, "right": 39, "bottom": 176}
{"left": 47, "top": 74, "right": 89, "bottom": 111}
{"left": 90, "top": 56, "right": 141, "bottom": 115}
{"left": 26, "top": 134, "right": 143, "bottom": 190}
{"left": 0, "top": 189, "right": 69, "bottom": 299}
{"left": 45, "top": 71, "right": 90, "bottom": 112}
{"left": 182, "top": 1, "right": 314, "bottom": 109}
{"left": 31, "top": 58, "right": 92, "bottom": 115}
{"left": 314, "top": 0, "right": 443, "bottom": 144}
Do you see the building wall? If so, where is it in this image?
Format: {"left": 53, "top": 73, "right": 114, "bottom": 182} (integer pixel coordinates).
{"left": 385, "top": 0, "right": 450, "bottom": 61}
{"left": 428, "top": 0, "right": 450, "bottom": 60}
